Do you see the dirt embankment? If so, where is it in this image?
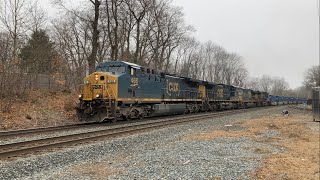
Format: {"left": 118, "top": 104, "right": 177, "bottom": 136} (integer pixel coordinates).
{"left": 0, "top": 90, "right": 79, "bottom": 130}
{"left": 186, "top": 110, "right": 320, "bottom": 179}
{"left": 251, "top": 114, "right": 320, "bottom": 179}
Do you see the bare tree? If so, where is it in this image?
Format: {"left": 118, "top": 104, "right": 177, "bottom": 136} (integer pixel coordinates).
{"left": 147, "top": 1, "right": 190, "bottom": 71}
{"left": 0, "top": 0, "right": 32, "bottom": 97}
{"left": 87, "top": 0, "right": 101, "bottom": 73}
{"left": 0, "top": 0, "right": 29, "bottom": 63}
{"left": 103, "top": 0, "right": 123, "bottom": 60}
{"left": 246, "top": 75, "right": 289, "bottom": 95}
{"left": 211, "top": 45, "right": 228, "bottom": 83}
{"left": 292, "top": 86, "right": 309, "bottom": 98}
{"left": 52, "top": 13, "right": 92, "bottom": 87}
{"left": 28, "top": 0, "right": 47, "bottom": 32}
{"left": 52, "top": 0, "right": 252, "bottom": 92}
{"left": 0, "top": 32, "right": 12, "bottom": 65}
{"left": 173, "top": 39, "right": 248, "bottom": 87}
{"left": 304, "top": 65, "right": 320, "bottom": 88}
{"left": 125, "top": 0, "right": 150, "bottom": 63}
{"left": 233, "top": 67, "right": 248, "bottom": 87}
{"left": 53, "top": 0, "right": 101, "bottom": 74}
{"left": 245, "top": 77, "right": 260, "bottom": 90}
{"left": 271, "top": 77, "right": 289, "bottom": 96}
{"left": 173, "top": 36, "right": 189, "bottom": 74}
{"left": 259, "top": 75, "right": 273, "bottom": 92}
{"left": 177, "top": 37, "right": 200, "bottom": 77}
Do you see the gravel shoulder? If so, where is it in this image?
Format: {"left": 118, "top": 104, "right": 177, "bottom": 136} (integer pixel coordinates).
{"left": 0, "top": 106, "right": 318, "bottom": 179}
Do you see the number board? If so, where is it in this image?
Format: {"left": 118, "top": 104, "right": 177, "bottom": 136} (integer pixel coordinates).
{"left": 92, "top": 85, "right": 102, "bottom": 89}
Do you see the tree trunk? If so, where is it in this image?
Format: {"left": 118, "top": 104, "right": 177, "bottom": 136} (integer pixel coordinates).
{"left": 88, "top": 0, "right": 100, "bottom": 74}
{"left": 134, "top": 22, "right": 140, "bottom": 63}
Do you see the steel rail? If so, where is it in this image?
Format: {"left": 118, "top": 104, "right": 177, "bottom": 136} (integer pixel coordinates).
{"left": 0, "top": 106, "right": 268, "bottom": 139}
{"left": 0, "top": 123, "right": 102, "bottom": 139}
{"left": 0, "top": 107, "right": 269, "bottom": 160}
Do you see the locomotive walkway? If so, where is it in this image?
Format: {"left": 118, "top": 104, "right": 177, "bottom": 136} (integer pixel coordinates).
{"left": 0, "top": 107, "right": 272, "bottom": 160}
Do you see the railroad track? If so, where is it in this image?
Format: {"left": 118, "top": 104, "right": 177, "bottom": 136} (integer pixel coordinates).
{"left": 0, "top": 107, "right": 266, "bottom": 139}
{"left": 0, "top": 123, "right": 100, "bottom": 139}
{"left": 0, "top": 107, "right": 272, "bottom": 160}
{"left": 0, "top": 116, "right": 161, "bottom": 139}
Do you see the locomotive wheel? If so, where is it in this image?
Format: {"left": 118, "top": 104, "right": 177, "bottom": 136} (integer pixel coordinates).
{"left": 126, "top": 115, "right": 132, "bottom": 121}
{"left": 111, "top": 118, "right": 117, "bottom": 123}
{"left": 139, "top": 113, "right": 145, "bottom": 119}
{"left": 129, "top": 109, "right": 138, "bottom": 119}
{"left": 120, "top": 115, "right": 127, "bottom": 121}
{"left": 204, "top": 104, "right": 210, "bottom": 112}
{"left": 191, "top": 104, "right": 197, "bottom": 113}
{"left": 244, "top": 103, "right": 248, "bottom": 109}
{"left": 195, "top": 104, "right": 200, "bottom": 113}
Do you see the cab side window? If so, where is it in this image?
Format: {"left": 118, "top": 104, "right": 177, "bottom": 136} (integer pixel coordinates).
{"left": 147, "top": 69, "right": 151, "bottom": 80}
{"left": 151, "top": 70, "right": 156, "bottom": 81}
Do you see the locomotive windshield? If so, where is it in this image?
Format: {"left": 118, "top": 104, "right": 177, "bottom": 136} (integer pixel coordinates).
{"left": 96, "top": 65, "right": 126, "bottom": 74}
{"left": 108, "top": 66, "right": 126, "bottom": 74}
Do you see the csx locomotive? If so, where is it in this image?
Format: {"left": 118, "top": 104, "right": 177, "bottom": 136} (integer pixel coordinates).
{"left": 76, "top": 61, "right": 306, "bottom": 122}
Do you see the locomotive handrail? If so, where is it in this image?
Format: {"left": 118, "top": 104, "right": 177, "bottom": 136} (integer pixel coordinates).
{"left": 109, "top": 85, "right": 116, "bottom": 99}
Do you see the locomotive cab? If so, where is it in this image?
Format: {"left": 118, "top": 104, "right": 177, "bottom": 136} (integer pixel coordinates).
{"left": 80, "top": 72, "right": 118, "bottom": 101}
{"left": 77, "top": 62, "right": 130, "bottom": 122}
{"left": 77, "top": 61, "right": 145, "bottom": 122}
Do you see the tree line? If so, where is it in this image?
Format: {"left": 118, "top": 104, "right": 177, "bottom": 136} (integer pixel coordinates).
{"left": 0, "top": 0, "right": 318, "bottom": 98}
{"left": 245, "top": 65, "right": 320, "bottom": 98}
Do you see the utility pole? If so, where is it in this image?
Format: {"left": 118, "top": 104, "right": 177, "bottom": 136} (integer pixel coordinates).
{"left": 318, "top": 0, "right": 320, "bottom": 86}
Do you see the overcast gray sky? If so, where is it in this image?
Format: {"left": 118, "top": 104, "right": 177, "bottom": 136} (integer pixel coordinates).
{"left": 172, "top": 0, "right": 319, "bottom": 89}
{"left": 42, "top": 0, "right": 319, "bottom": 89}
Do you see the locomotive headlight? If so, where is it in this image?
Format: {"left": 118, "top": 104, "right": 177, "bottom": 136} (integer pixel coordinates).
{"left": 96, "top": 94, "right": 100, "bottom": 98}
{"left": 79, "top": 94, "right": 83, "bottom": 98}
{"left": 95, "top": 74, "right": 99, "bottom": 81}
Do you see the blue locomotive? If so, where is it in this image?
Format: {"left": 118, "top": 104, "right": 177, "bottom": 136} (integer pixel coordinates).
{"left": 77, "top": 61, "right": 304, "bottom": 122}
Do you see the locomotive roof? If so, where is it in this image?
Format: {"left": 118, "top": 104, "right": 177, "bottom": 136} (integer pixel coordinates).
{"left": 99, "top": 60, "right": 141, "bottom": 69}
{"left": 122, "top": 61, "right": 141, "bottom": 69}
{"left": 166, "top": 75, "right": 184, "bottom": 79}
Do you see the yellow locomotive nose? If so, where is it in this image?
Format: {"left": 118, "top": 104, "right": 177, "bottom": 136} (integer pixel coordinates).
{"left": 82, "top": 72, "right": 118, "bottom": 101}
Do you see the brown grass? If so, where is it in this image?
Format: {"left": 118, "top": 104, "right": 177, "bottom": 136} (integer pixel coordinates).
{"left": 64, "top": 96, "right": 77, "bottom": 112}
{"left": 251, "top": 114, "right": 320, "bottom": 180}
{"left": 71, "top": 162, "right": 122, "bottom": 179}
{"left": 0, "top": 89, "right": 78, "bottom": 130}
{"left": 242, "top": 147, "right": 272, "bottom": 154}
{"left": 184, "top": 130, "right": 252, "bottom": 141}
{"left": 184, "top": 112, "right": 320, "bottom": 179}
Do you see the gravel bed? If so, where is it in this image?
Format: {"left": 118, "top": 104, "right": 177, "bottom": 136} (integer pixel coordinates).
{"left": 0, "top": 108, "right": 267, "bottom": 145}
{"left": 0, "top": 106, "right": 284, "bottom": 179}
{"left": 0, "top": 112, "right": 218, "bottom": 145}
{"left": 289, "top": 104, "right": 312, "bottom": 110}
{"left": 256, "top": 129, "right": 281, "bottom": 139}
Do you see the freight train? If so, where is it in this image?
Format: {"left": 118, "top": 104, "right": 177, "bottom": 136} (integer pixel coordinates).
{"left": 76, "top": 61, "right": 306, "bottom": 122}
